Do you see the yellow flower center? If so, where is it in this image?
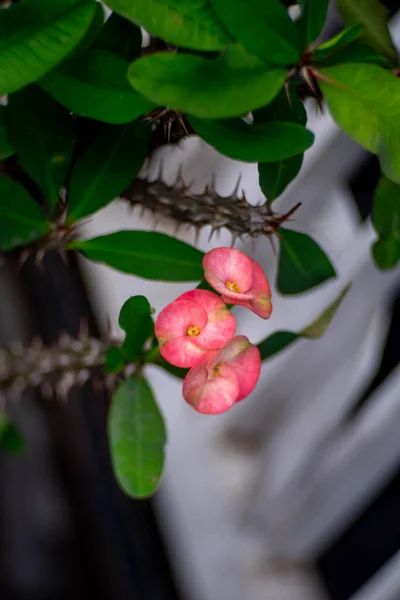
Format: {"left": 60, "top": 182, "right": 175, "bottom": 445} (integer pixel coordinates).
{"left": 186, "top": 325, "right": 200, "bottom": 337}
{"left": 213, "top": 365, "right": 221, "bottom": 377}
{"left": 226, "top": 280, "right": 241, "bottom": 293}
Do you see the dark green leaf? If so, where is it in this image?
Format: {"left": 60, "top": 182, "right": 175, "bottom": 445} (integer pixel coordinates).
{"left": 105, "top": 346, "right": 126, "bottom": 373}
{"left": 67, "top": 121, "right": 149, "bottom": 222}
{"left": 127, "top": 46, "right": 286, "bottom": 119}
{"left": 314, "top": 25, "right": 363, "bottom": 61}
{"left": 68, "top": 2, "right": 105, "bottom": 59}
{"left": 189, "top": 117, "right": 313, "bottom": 163}
{"left": 297, "top": 0, "right": 329, "bottom": 44}
{"left": 314, "top": 42, "right": 390, "bottom": 67}
{"left": 119, "top": 296, "right": 154, "bottom": 362}
{"left": 0, "top": 0, "right": 97, "bottom": 95}
{"left": 8, "top": 86, "right": 74, "bottom": 211}
{"left": 210, "top": 0, "right": 301, "bottom": 65}
{"left": 40, "top": 49, "right": 155, "bottom": 125}
{"left": 0, "top": 414, "right": 25, "bottom": 454}
{"left": 319, "top": 64, "right": 400, "bottom": 184}
{"left": 277, "top": 228, "right": 336, "bottom": 294}
{"left": 371, "top": 176, "right": 400, "bottom": 269}
{"left": 0, "top": 175, "right": 49, "bottom": 251}
{"left": 108, "top": 375, "right": 166, "bottom": 498}
{"left": 258, "top": 284, "right": 351, "bottom": 360}
{"left": 91, "top": 12, "right": 142, "bottom": 60}
{"left": 69, "top": 231, "right": 204, "bottom": 281}
{"left": 254, "top": 87, "right": 307, "bottom": 202}
{"left": 0, "top": 106, "right": 14, "bottom": 160}
{"left": 103, "top": 0, "right": 231, "bottom": 51}
{"left": 336, "top": 0, "right": 397, "bottom": 64}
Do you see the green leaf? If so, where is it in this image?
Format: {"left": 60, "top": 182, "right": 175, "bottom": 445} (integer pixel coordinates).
{"left": 40, "top": 49, "right": 155, "bottom": 125}
{"left": 254, "top": 87, "right": 307, "bottom": 202}
{"left": 210, "top": 0, "right": 301, "bottom": 65}
{"left": 371, "top": 176, "right": 400, "bottom": 269}
{"left": 297, "top": 0, "right": 329, "bottom": 44}
{"left": 8, "top": 86, "right": 74, "bottom": 211}
{"left": 0, "top": 414, "right": 25, "bottom": 455}
{"left": 277, "top": 228, "right": 336, "bottom": 294}
{"left": 0, "top": 0, "right": 97, "bottom": 95}
{"left": 0, "top": 106, "right": 14, "bottom": 161}
{"left": 105, "top": 346, "right": 126, "bottom": 373}
{"left": 108, "top": 375, "right": 166, "bottom": 498}
{"left": 314, "top": 25, "right": 363, "bottom": 60}
{"left": 258, "top": 285, "right": 351, "bottom": 359}
{"left": 336, "top": 0, "right": 397, "bottom": 64}
{"left": 69, "top": 231, "right": 204, "bottom": 281}
{"left": 103, "top": 0, "right": 231, "bottom": 51}
{"left": 0, "top": 175, "right": 49, "bottom": 251}
{"left": 319, "top": 64, "right": 400, "bottom": 184}
{"left": 314, "top": 41, "right": 390, "bottom": 67}
{"left": 68, "top": 2, "right": 105, "bottom": 59}
{"left": 67, "top": 121, "right": 149, "bottom": 222}
{"left": 91, "top": 12, "right": 142, "bottom": 60}
{"left": 127, "top": 46, "right": 286, "bottom": 119}
{"left": 119, "top": 296, "right": 154, "bottom": 362}
{"left": 189, "top": 117, "right": 314, "bottom": 163}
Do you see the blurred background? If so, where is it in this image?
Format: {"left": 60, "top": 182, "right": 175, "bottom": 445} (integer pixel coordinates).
{"left": 1, "top": 2, "right": 400, "bottom": 599}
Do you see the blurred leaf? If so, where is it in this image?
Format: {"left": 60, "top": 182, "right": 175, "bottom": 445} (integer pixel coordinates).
{"left": 40, "top": 50, "right": 155, "bottom": 125}
{"left": 0, "top": 106, "right": 14, "bottom": 160}
{"left": 278, "top": 228, "right": 336, "bottom": 294}
{"left": 254, "top": 87, "right": 307, "bottom": 202}
{"left": 210, "top": 0, "right": 301, "bottom": 65}
{"left": 103, "top": 0, "right": 231, "bottom": 51}
{"left": 8, "top": 86, "right": 74, "bottom": 211}
{"left": 0, "top": 414, "right": 25, "bottom": 455}
{"left": 119, "top": 296, "right": 154, "bottom": 362}
{"left": 371, "top": 176, "right": 400, "bottom": 269}
{"left": 0, "top": 0, "right": 97, "bottom": 95}
{"left": 258, "top": 284, "right": 351, "bottom": 359}
{"left": 319, "top": 64, "right": 400, "bottom": 184}
{"left": 127, "top": 46, "right": 286, "bottom": 119}
{"left": 91, "top": 12, "right": 142, "bottom": 60}
{"left": 0, "top": 175, "right": 49, "bottom": 251}
{"left": 297, "top": 0, "right": 329, "bottom": 44}
{"left": 104, "top": 346, "right": 126, "bottom": 373}
{"left": 108, "top": 375, "right": 166, "bottom": 498}
{"left": 336, "top": 0, "right": 397, "bottom": 64}
{"left": 68, "top": 2, "right": 105, "bottom": 58}
{"left": 67, "top": 121, "right": 149, "bottom": 222}
{"left": 189, "top": 117, "right": 314, "bottom": 163}
{"left": 314, "top": 41, "right": 390, "bottom": 67}
{"left": 69, "top": 231, "right": 204, "bottom": 281}
{"left": 314, "top": 25, "right": 363, "bottom": 60}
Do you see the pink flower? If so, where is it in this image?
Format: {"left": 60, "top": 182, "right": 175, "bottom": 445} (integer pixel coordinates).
{"left": 183, "top": 335, "right": 261, "bottom": 414}
{"left": 203, "top": 247, "right": 272, "bottom": 319}
{"left": 155, "top": 289, "right": 236, "bottom": 368}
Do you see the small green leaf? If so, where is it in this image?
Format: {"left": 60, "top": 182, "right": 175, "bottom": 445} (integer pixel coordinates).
{"left": 278, "top": 228, "right": 336, "bottom": 294}
{"left": 314, "top": 25, "right": 363, "bottom": 60}
{"left": 119, "top": 296, "right": 154, "bottom": 362}
{"left": 314, "top": 42, "right": 390, "bottom": 67}
{"left": 67, "top": 121, "right": 149, "bottom": 222}
{"left": 189, "top": 117, "right": 314, "bottom": 163}
{"left": 108, "top": 375, "right": 166, "bottom": 498}
{"left": 0, "top": 413, "right": 25, "bottom": 455}
{"left": 336, "top": 0, "right": 397, "bottom": 64}
{"left": 0, "top": 175, "right": 49, "bottom": 251}
{"left": 128, "top": 46, "right": 286, "bottom": 119}
{"left": 105, "top": 346, "right": 126, "bottom": 374}
{"left": 91, "top": 12, "right": 142, "bottom": 60}
{"left": 40, "top": 49, "right": 155, "bottom": 125}
{"left": 258, "top": 284, "right": 351, "bottom": 360}
{"left": 0, "top": 0, "right": 97, "bottom": 95}
{"left": 8, "top": 86, "right": 74, "bottom": 211}
{"left": 254, "top": 87, "right": 307, "bottom": 202}
{"left": 210, "top": 0, "right": 301, "bottom": 65}
{"left": 297, "top": 0, "right": 329, "bottom": 44}
{"left": 69, "top": 231, "right": 204, "bottom": 281}
{"left": 103, "top": 0, "right": 231, "bottom": 51}
{"left": 0, "top": 106, "right": 14, "bottom": 161}
{"left": 371, "top": 176, "right": 400, "bottom": 270}
{"left": 319, "top": 64, "right": 400, "bottom": 184}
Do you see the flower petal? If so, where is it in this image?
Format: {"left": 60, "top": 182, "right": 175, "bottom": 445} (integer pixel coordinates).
{"left": 183, "top": 361, "right": 239, "bottom": 414}
{"left": 212, "top": 335, "right": 261, "bottom": 400}
{"left": 160, "top": 336, "right": 207, "bottom": 368}
{"left": 203, "top": 248, "right": 253, "bottom": 296}
{"left": 155, "top": 298, "right": 207, "bottom": 342}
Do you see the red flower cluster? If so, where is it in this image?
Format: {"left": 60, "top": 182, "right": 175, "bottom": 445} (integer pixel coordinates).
{"left": 155, "top": 248, "right": 272, "bottom": 414}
